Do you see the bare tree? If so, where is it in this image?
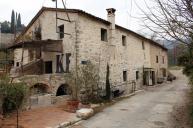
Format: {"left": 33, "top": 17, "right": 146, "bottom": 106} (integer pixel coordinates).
{"left": 138, "top": 0, "right": 193, "bottom": 60}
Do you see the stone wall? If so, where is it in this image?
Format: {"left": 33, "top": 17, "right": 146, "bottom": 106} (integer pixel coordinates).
{"left": 77, "top": 14, "right": 152, "bottom": 91}
{"left": 150, "top": 44, "right": 168, "bottom": 82}
{"left": 0, "top": 33, "right": 14, "bottom": 47}
{"left": 16, "top": 74, "right": 73, "bottom": 108}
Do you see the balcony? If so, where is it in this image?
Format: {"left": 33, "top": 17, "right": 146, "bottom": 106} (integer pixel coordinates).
{"left": 9, "top": 39, "right": 63, "bottom": 77}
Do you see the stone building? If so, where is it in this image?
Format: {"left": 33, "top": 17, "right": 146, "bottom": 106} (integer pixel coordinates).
{"left": 0, "top": 33, "right": 14, "bottom": 48}
{"left": 0, "top": 26, "right": 14, "bottom": 73}
{"left": 9, "top": 7, "right": 168, "bottom": 107}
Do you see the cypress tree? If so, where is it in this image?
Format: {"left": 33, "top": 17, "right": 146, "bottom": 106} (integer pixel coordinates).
{"left": 105, "top": 64, "right": 111, "bottom": 100}
{"left": 10, "top": 10, "right": 15, "bottom": 33}
{"left": 17, "top": 13, "right": 22, "bottom": 29}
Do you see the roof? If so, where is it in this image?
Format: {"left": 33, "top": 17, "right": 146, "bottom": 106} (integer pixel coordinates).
{"left": 16, "top": 7, "right": 167, "bottom": 51}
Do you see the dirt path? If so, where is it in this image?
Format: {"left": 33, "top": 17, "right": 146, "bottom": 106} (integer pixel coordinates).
{"left": 1, "top": 103, "right": 77, "bottom": 128}
{"left": 71, "top": 69, "right": 191, "bottom": 128}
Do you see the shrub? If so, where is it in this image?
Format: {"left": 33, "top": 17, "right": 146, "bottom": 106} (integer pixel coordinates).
{"left": 66, "top": 62, "right": 101, "bottom": 104}
{"left": 0, "top": 76, "right": 28, "bottom": 114}
{"left": 183, "top": 64, "right": 193, "bottom": 76}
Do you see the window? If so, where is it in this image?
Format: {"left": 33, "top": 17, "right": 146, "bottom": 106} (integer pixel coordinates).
{"left": 162, "top": 56, "right": 164, "bottom": 64}
{"left": 58, "top": 25, "right": 64, "bottom": 39}
{"left": 156, "top": 56, "right": 159, "bottom": 63}
{"left": 136, "top": 71, "right": 139, "bottom": 80}
{"left": 122, "top": 35, "right": 126, "bottom": 46}
{"left": 101, "top": 28, "right": 107, "bottom": 42}
{"left": 123, "top": 71, "right": 127, "bottom": 81}
{"left": 142, "top": 41, "right": 145, "bottom": 50}
{"left": 16, "top": 62, "right": 20, "bottom": 67}
{"left": 81, "top": 60, "right": 88, "bottom": 65}
{"left": 44, "top": 61, "right": 53, "bottom": 74}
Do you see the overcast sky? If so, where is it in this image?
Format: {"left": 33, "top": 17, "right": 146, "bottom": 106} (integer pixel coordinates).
{"left": 0, "top": 0, "right": 153, "bottom": 34}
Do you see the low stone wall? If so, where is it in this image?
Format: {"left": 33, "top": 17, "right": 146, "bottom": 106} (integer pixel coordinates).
{"left": 111, "top": 81, "right": 137, "bottom": 96}
{"left": 52, "top": 95, "right": 71, "bottom": 105}
{"left": 29, "top": 94, "right": 52, "bottom": 108}
{"left": 26, "top": 94, "right": 72, "bottom": 109}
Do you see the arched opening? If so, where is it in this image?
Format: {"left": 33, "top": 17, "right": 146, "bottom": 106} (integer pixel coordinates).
{"left": 56, "top": 84, "right": 71, "bottom": 96}
{"left": 30, "top": 83, "right": 49, "bottom": 95}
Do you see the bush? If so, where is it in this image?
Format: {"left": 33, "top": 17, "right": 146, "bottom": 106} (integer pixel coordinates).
{"left": 67, "top": 62, "right": 101, "bottom": 104}
{"left": 183, "top": 64, "right": 193, "bottom": 76}
{"left": 0, "top": 76, "right": 28, "bottom": 114}
{"left": 189, "top": 73, "right": 193, "bottom": 85}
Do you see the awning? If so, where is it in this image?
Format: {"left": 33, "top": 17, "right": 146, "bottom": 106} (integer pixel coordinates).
{"left": 8, "top": 39, "right": 63, "bottom": 53}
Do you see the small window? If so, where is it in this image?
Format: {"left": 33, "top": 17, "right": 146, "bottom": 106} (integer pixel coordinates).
{"left": 58, "top": 25, "right": 64, "bottom": 39}
{"left": 123, "top": 71, "right": 127, "bottom": 81}
{"left": 136, "top": 71, "right": 139, "bottom": 80}
{"left": 122, "top": 35, "right": 126, "bottom": 46}
{"left": 162, "top": 56, "right": 164, "bottom": 64}
{"left": 142, "top": 41, "right": 145, "bottom": 50}
{"left": 16, "top": 62, "right": 20, "bottom": 67}
{"left": 45, "top": 61, "right": 53, "bottom": 74}
{"left": 81, "top": 61, "right": 88, "bottom": 65}
{"left": 156, "top": 56, "right": 159, "bottom": 63}
{"left": 101, "top": 28, "right": 107, "bottom": 42}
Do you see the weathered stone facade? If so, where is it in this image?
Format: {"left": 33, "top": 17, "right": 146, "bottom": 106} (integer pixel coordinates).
{"left": 150, "top": 44, "right": 168, "bottom": 83}
{"left": 11, "top": 7, "right": 168, "bottom": 107}
{"left": 0, "top": 33, "right": 14, "bottom": 47}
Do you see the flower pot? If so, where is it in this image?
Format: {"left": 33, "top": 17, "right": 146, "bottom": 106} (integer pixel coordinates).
{"left": 65, "top": 100, "right": 80, "bottom": 113}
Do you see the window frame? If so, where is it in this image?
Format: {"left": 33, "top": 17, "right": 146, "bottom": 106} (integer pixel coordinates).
{"left": 101, "top": 28, "right": 108, "bottom": 42}
{"left": 136, "top": 71, "right": 139, "bottom": 80}
{"left": 123, "top": 71, "right": 127, "bottom": 82}
{"left": 142, "top": 41, "right": 145, "bottom": 50}
{"left": 16, "top": 62, "right": 20, "bottom": 67}
{"left": 58, "top": 24, "right": 64, "bottom": 39}
{"left": 156, "top": 56, "right": 159, "bottom": 63}
{"left": 122, "top": 35, "right": 126, "bottom": 46}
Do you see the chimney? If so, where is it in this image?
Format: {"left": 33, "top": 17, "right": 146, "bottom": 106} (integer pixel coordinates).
{"left": 106, "top": 8, "right": 116, "bottom": 29}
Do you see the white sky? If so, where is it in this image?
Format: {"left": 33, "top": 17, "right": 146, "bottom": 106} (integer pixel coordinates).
{"left": 0, "top": 0, "right": 154, "bottom": 35}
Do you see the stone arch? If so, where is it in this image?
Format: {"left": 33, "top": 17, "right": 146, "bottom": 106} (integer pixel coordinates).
{"left": 56, "top": 84, "right": 72, "bottom": 96}
{"left": 30, "top": 83, "right": 50, "bottom": 95}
